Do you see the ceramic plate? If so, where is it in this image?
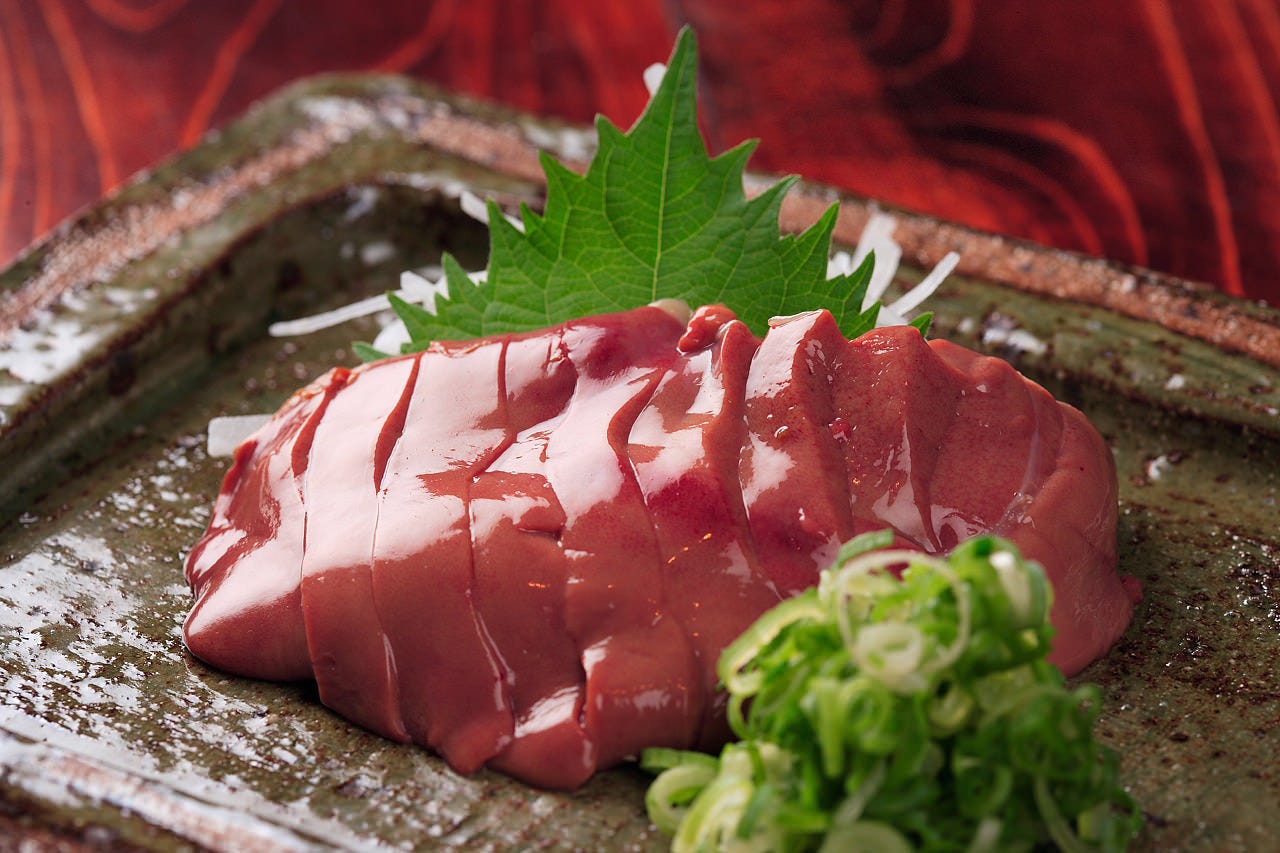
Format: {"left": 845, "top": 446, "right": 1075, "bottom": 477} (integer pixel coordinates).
{"left": 1, "top": 75, "right": 1278, "bottom": 851}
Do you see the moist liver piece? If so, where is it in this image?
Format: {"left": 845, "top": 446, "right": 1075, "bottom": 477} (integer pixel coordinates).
{"left": 183, "top": 305, "right": 1138, "bottom": 788}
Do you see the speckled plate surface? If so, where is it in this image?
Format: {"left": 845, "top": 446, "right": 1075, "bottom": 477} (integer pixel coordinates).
{"left": 1, "top": 75, "right": 1277, "bottom": 852}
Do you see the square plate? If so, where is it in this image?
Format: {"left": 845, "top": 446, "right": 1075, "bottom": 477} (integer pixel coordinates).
{"left": 1, "top": 74, "right": 1278, "bottom": 851}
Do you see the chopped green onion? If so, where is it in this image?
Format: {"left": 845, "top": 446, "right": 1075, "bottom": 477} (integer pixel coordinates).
{"left": 643, "top": 534, "right": 1142, "bottom": 851}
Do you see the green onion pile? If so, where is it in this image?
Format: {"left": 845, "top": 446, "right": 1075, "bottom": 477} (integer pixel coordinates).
{"left": 642, "top": 532, "right": 1142, "bottom": 852}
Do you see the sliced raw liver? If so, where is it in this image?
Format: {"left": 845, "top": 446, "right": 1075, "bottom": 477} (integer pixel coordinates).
{"left": 544, "top": 310, "right": 704, "bottom": 768}
{"left": 630, "top": 312, "right": 781, "bottom": 749}
{"left": 184, "top": 305, "right": 1138, "bottom": 789}
{"left": 300, "top": 357, "right": 417, "bottom": 743}
{"left": 184, "top": 375, "right": 336, "bottom": 682}
{"left": 370, "top": 339, "right": 514, "bottom": 773}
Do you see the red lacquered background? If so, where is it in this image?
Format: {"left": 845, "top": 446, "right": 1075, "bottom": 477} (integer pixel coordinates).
{"left": 1, "top": 0, "right": 1277, "bottom": 302}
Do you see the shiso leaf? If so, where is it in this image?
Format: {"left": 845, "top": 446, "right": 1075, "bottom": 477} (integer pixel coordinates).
{"left": 374, "top": 26, "right": 886, "bottom": 356}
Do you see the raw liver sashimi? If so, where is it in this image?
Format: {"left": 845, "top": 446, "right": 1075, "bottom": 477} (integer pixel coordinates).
{"left": 184, "top": 305, "right": 1138, "bottom": 789}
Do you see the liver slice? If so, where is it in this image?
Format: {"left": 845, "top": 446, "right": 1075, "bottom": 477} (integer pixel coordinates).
{"left": 184, "top": 306, "right": 1137, "bottom": 788}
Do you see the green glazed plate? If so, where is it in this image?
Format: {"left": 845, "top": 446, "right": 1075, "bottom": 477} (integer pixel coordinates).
{"left": 1, "top": 74, "right": 1277, "bottom": 851}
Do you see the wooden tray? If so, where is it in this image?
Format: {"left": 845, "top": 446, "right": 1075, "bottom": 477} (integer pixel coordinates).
{"left": 1, "top": 74, "right": 1278, "bottom": 851}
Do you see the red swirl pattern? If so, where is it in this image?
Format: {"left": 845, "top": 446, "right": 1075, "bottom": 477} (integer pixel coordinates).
{"left": 0, "top": 0, "right": 1277, "bottom": 301}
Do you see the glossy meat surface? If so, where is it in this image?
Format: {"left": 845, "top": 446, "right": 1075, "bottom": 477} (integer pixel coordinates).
{"left": 184, "top": 305, "right": 1138, "bottom": 787}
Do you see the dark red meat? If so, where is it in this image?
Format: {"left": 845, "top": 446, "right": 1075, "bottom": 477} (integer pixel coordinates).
{"left": 184, "top": 305, "right": 1139, "bottom": 788}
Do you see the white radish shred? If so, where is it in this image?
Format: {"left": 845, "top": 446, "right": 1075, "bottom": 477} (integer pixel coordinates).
{"left": 826, "top": 249, "right": 857, "bottom": 279}
{"left": 207, "top": 414, "right": 271, "bottom": 457}
{"left": 265, "top": 183, "right": 501, "bottom": 342}
{"left": 460, "top": 189, "right": 524, "bottom": 233}
{"left": 372, "top": 318, "right": 411, "bottom": 353}
{"left": 649, "top": 298, "right": 694, "bottom": 325}
{"left": 268, "top": 292, "right": 396, "bottom": 337}
{"left": 458, "top": 189, "right": 491, "bottom": 224}
{"left": 851, "top": 212, "right": 903, "bottom": 311}
{"left": 268, "top": 267, "right": 445, "bottom": 338}
{"left": 842, "top": 211, "right": 957, "bottom": 327}
{"left": 887, "top": 250, "right": 958, "bottom": 316}
{"left": 643, "top": 63, "right": 667, "bottom": 96}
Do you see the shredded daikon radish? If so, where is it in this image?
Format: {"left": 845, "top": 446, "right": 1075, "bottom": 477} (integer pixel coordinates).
{"left": 851, "top": 212, "right": 903, "bottom": 311}
{"left": 266, "top": 182, "right": 505, "bottom": 340}
{"left": 644, "top": 63, "right": 667, "bottom": 96}
{"left": 207, "top": 414, "right": 272, "bottom": 457}
{"left": 830, "top": 212, "right": 958, "bottom": 328}
{"left": 268, "top": 293, "right": 396, "bottom": 337}
{"left": 460, "top": 189, "right": 524, "bottom": 232}
{"left": 372, "top": 318, "right": 411, "bottom": 354}
{"left": 888, "top": 251, "right": 959, "bottom": 316}
{"left": 268, "top": 267, "right": 445, "bottom": 338}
